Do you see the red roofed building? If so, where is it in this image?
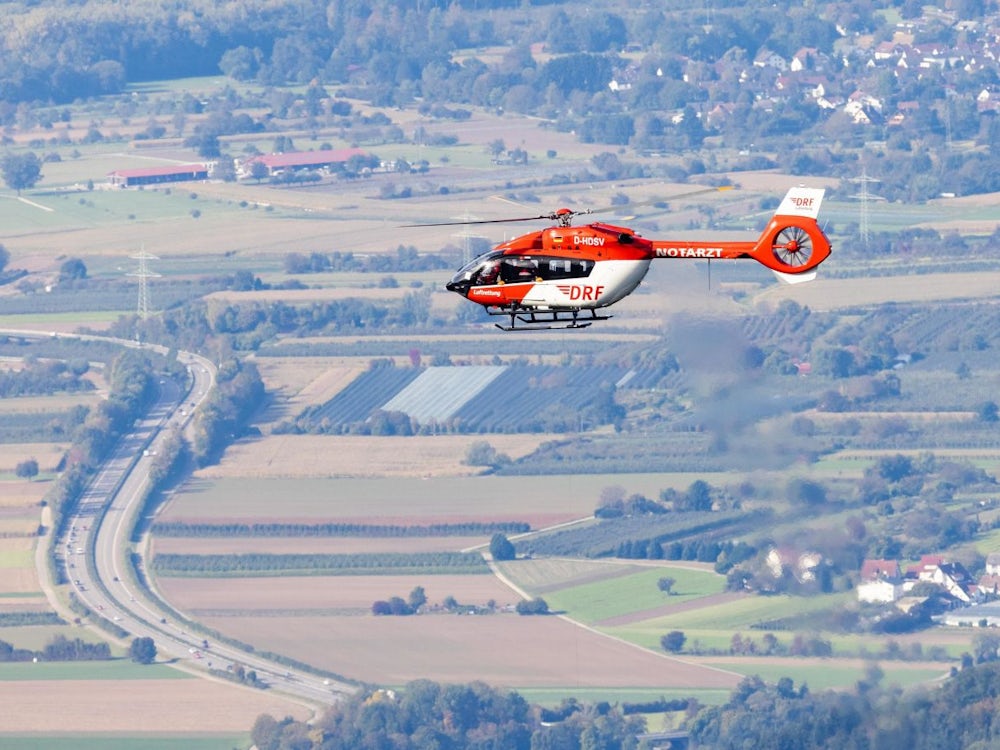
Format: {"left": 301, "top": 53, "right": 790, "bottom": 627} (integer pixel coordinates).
{"left": 238, "top": 148, "right": 371, "bottom": 179}
{"left": 858, "top": 559, "right": 903, "bottom": 603}
{"left": 861, "top": 559, "right": 901, "bottom": 581}
{"left": 108, "top": 163, "right": 210, "bottom": 187}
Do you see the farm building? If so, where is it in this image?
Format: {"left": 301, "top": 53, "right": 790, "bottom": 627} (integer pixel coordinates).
{"left": 108, "top": 163, "right": 210, "bottom": 187}
{"left": 237, "top": 148, "right": 371, "bottom": 178}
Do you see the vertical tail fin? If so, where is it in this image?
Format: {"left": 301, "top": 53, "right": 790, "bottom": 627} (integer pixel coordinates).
{"left": 775, "top": 186, "right": 825, "bottom": 220}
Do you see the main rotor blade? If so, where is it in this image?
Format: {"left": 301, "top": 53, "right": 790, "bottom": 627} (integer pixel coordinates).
{"left": 589, "top": 185, "right": 733, "bottom": 217}
{"left": 400, "top": 214, "right": 556, "bottom": 228}
{"left": 400, "top": 185, "right": 733, "bottom": 228}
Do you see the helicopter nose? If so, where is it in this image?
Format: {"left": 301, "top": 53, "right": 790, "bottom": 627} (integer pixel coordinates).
{"left": 446, "top": 279, "right": 466, "bottom": 294}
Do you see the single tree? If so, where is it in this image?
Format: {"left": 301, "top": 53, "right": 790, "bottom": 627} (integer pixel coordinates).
{"left": 249, "top": 160, "right": 270, "bottom": 182}
{"left": 515, "top": 598, "right": 550, "bottom": 615}
{"left": 408, "top": 586, "right": 427, "bottom": 612}
{"left": 464, "top": 440, "right": 497, "bottom": 466}
{"left": 58, "top": 258, "right": 87, "bottom": 281}
{"left": 0, "top": 243, "right": 9, "bottom": 273}
{"left": 977, "top": 401, "right": 999, "bottom": 423}
{"left": 657, "top": 576, "right": 676, "bottom": 595}
{"left": 661, "top": 630, "right": 686, "bottom": 653}
{"left": 129, "top": 636, "right": 157, "bottom": 664}
{"left": 15, "top": 458, "right": 38, "bottom": 481}
{"left": 785, "top": 477, "right": 827, "bottom": 506}
{"left": 489, "top": 533, "right": 516, "bottom": 561}
{"left": 1, "top": 152, "right": 42, "bottom": 194}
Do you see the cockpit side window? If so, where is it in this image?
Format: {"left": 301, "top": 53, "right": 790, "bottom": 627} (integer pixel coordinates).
{"left": 465, "top": 254, "right": 593, "bottom": 286}
{"left": 538, "top": 258, "right": 593, "bottom": 280}
{"left": 500, "top": 258, "right": 539, "bottom": 283}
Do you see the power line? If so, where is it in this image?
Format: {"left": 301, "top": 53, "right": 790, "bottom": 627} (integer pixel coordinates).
{"left": 851, "top": 170, "right": 880, "bottom": 248}
{"left": 127, "top": 249, "right": 160, "bottom": 339}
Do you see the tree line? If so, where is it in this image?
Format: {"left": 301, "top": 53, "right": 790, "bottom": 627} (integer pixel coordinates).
{"left": 190, "top": 358, "right": 264, "bottom": 466}
{"left": 0, "top": 356, "right": 94, "bottom": 397}
{"left": 251, "top": 678, "right": 645, "bottom": 750}
{"left": 152, "top": 520, "right": 530, "bottom": 538}
{"left": 44, "top": 348, "right": 159, "bottom": 547}
{"left": 246, "top": 659, "right": 1000, "bottom": 750}
{"left": 152, "top": 551, "right": 490, "bottom": 576}
{"left": 688, "top": 660, "right": 1000, "bottom": 750}
{"left": 283, "top": 246, "right": 450, "bottom": 275}
{"left": 0, "top": 635, "right": 111, "bottom": 662}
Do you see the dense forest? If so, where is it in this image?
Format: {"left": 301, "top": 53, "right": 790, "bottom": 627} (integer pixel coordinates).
{"left": 248, "top": 661, "right": 1000, "bottom": 750}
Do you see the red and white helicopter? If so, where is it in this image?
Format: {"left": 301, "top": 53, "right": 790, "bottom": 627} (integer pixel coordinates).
{"left": 433, "top": 186, "right": 831, "bottom": 330}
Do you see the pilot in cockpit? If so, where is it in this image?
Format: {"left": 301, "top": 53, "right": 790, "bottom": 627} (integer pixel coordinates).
{"left": 477, "top": 260, "right": 500, "bottom": 285}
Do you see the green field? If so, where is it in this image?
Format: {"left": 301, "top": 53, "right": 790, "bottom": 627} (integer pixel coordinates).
{"left": 612, "top": 592, "right": 852, "bottom": 633}
{"left": 0, "top": 312, "right": 126, "bottom": 328}
{"left": 705, "top": 661, "right": 949, "bottom": 691}
{"left": 0, "top": 187, "right": 227, "bottom": 234}
{"left": 0, "top": 660, "right": 191, "bottom": 681}
{"left": 0, "top": 549, "right": 35, "bottom": 568}
{"left": 539, "top": 566, "right": 725, "bottom": 624}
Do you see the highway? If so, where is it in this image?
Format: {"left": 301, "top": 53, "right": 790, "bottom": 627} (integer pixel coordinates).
{"left": 6, "top": 330, "right": 354, "bottom": 711}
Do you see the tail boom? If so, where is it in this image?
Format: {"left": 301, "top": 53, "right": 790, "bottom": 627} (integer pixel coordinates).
{"left": 651, "top": 187, "right": 831, "bottom": 278}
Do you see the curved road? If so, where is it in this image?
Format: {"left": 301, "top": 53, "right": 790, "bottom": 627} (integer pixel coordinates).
{"left": 6, "top": 329, "right": 353, "bottom": 711}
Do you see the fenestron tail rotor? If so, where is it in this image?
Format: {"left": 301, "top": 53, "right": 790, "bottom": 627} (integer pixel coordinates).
{"left": 771, "top": 225, "right": 814, "bottom": 268}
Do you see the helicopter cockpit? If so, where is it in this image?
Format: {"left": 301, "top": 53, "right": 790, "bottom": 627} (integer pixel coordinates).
{"left": 446, "top": 251, "right": 594, "bottom": 294}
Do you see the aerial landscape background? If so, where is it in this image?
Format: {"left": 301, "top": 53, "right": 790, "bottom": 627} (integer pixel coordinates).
{"left": 2, "top": 0, "right": 1000, "bottom": 747}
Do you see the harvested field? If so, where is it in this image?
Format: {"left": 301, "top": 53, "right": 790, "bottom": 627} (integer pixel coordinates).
{"left": 152, "top": 535, "right": 490, "bottom": 556}
{"left": 163, "top": 474, "right": 640, "bottom": 528}
{"left": 755, "top": 271, "right": 1000, "bottom": 311}
{"left": 0, "top": 395, "right": 101, "bottom": 415}
{"left": 196, "top": 434, "right": 556, "bottom": 479}
{"left": 0, "top": 443, "right": 68, "bottom": 473}
{"left": 159, "top": 574, "right": 516, "bottom": 613}
{"left": 0, "top": 518, "right": 40, "bottom": 536}
{"left": 0, "top": 480, "right": 49, "bottom": 507}
{"left": 0, "top": 566, "right": 43, "bottom": 595}
{"left": 0, "top": 678, "right": 310, "bottom": 733}
{"left": 253, "top": 357, "right": 368, "bottom": 410}
{"left": 195, "top": 611, "right": 743, "bottom": 690}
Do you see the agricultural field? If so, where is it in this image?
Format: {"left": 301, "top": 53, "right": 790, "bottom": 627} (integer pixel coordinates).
{"left": 0, "top": 663, "right": 311, "bottom": 737}
{"left": 154, "top": 474, "right": 752, "bottom": 696}
{"left": 197, "top": 434, "right": 556, "bottom": 479}
{"left": 150, "top": 467, "right": 980, "bottom": 701}
{"left": 159, "top": 474, "right": 695, "bottom": 527}
{"left": 2, "top": 68, "right": 1000, "bottom": 739}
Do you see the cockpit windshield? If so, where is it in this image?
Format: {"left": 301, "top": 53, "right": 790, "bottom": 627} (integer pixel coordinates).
{"left": 447, "top": 251, "right": 505, "bottom": 291}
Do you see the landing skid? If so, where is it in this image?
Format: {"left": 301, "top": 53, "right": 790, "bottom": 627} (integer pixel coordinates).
{"left": 487, "top": 306, "right": 611, "bottom": 331}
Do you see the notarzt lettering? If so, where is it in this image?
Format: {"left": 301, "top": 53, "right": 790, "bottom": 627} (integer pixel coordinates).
{"left": 654, "top": 247, "right": 724, "bottom": 258}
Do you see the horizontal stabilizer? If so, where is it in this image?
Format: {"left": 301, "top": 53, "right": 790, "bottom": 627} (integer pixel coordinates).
{"left": 773, "top": 269, "right": 817, "bottom": 285}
